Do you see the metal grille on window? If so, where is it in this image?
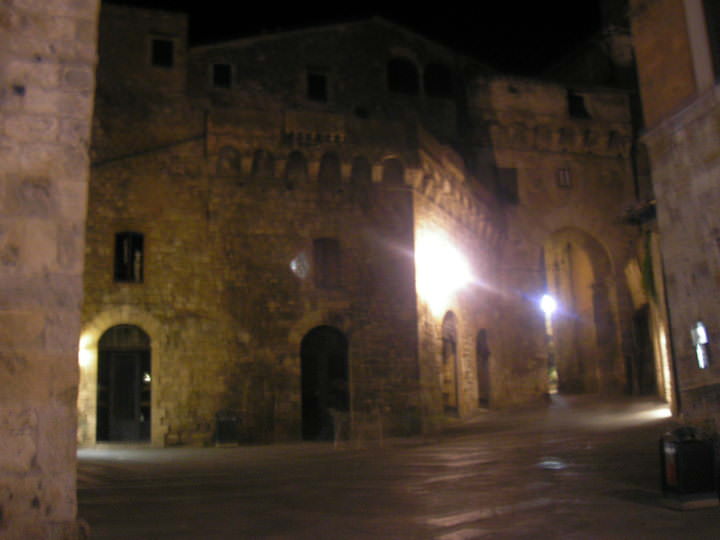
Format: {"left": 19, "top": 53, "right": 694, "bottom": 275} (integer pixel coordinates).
{"left": 115, "top": 232, "right": 144, "bottom": 283}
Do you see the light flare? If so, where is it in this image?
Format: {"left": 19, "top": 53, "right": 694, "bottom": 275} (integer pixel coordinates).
{"left": 415, "top": 229, "right": 472, "bottom": 316}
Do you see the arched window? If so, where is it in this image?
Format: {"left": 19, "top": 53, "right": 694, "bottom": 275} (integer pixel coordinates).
{"left": 285, "top": 151, "right": 308, "bottom": 185}
{"left": 251, "top": 149, "right": 274, "bottom": 178}
{"left": 382, "top": 158, "right": 404, "bottom": 185}
{"left": 424, "top": 63, "right": 454, "bottom": 98}
{"left": 387, "top": 57, "right": 420, "bottom": 95}
{"left": 318, "top": 152, "right": 341, "bottom": 188}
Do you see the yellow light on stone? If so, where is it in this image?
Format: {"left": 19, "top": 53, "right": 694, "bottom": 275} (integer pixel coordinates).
{"left": 415, "top": 229, "right": 472, "bottom": 316}
{"left": 78, "top": 333, "right": 93, "bottom": 369}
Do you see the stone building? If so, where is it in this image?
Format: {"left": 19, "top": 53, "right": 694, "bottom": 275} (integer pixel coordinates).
{"left": 1, "top": 0, "right": 99, "bottom": 537}
{"left": 76, "top": 4, "right": 648, "bottom": 448}
{"left": 630, "top": 0, "right": 720, "bottom": 427}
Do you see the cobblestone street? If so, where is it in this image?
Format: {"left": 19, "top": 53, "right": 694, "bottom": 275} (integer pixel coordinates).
{"left": 77, "top": 396, "right": 720, "bottom": 539}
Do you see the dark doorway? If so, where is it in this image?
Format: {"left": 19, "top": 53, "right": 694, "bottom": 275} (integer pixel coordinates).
{"left": 300, "top": 326, "right": 349, "bottom": 441}
{"left": 97, "top": 325, "right": 151, "bottom": 442}
{"left": 476, "top": 329, "right": 490, "bottom": 407}
{"left": 442, "top": 312, "right": 459, "bottom": 415}
{"left": 631, "top": 305, "right": 657, "bottom": 395}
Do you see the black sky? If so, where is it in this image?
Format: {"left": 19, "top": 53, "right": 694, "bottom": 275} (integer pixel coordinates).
{"left": 106, "top": 0, "right": 604, "bottom": 75}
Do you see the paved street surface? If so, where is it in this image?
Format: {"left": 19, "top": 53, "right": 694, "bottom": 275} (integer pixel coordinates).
{"left": 77, "top": 396, "right": 720, "bottom": 539}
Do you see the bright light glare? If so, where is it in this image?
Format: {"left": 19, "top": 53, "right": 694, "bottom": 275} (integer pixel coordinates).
{"left": 540, "top": 294, "right": 557, "bottom": 316}
{"left": 415, "top": 229, "right": 472, "bottom": 316}
{"left": 78, "top": 333, "right": 93, "bottom": 368}
{"left": 646, "top": 406, "right": 672, "bottom": 420}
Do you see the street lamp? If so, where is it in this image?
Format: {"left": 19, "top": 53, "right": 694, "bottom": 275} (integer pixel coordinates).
{"left": 540, "top": 293, "right": 558, "bottom": 394}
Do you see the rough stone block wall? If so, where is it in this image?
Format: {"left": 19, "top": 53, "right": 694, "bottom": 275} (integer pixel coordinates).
{"left": 643, "top": 89, "right": 720, "bottom": 428}
{"left": 470, "top": 76, "right": 637, "bottom": 399}
{"left": 630, "top": 0, "right": 697, "bottom": 128}
{"left": 81, "top": 105, "right": 427, "bottom": 444}
{"left": 412, "top": 142, "right": 505, "bottom": 428}
{"left": 0, "top": 0, "right": 99, "bottom": 537}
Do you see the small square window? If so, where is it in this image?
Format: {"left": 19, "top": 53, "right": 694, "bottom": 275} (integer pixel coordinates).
{"left": 307, "top": 72, "right": 328, "bottom": 102}
{"left": 115, "top": 232, "right": 144, "bottom": 283}
{"left": 151, "top": 38, "right": 174, "bottom": 68}
{"left": 212, "top": 63, "right": 232, "bottom": 88}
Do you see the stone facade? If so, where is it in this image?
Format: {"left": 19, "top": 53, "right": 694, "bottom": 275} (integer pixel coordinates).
{"left": 631, "top": 0, "right": 720, "bottom": 428}
{"left": 77, "top": 5, "right": 644, "bottom": 448}
{"left": 0, "top": 0, "right": 99, "bottom": 538}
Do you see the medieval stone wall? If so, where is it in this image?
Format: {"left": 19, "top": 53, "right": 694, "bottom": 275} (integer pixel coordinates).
{"left": 631, "top": 0, "right": 720, "bottom": 427}
{"left": 630, "top": 0, "right": 698, "bottom": 128}
{"left": 469, "top": 76, "right": 637, "bottom": 399}
{"left": 642, "top": 88, "right": 720, "bottom": 424}
{"left": 413, "top": 138, "right": 503, "bottom": 428}
{"left": 0, "top": 0, "right": 99, "bottom": 537}
{"left": 80, "top": 5, "right": 639, "bottom": 448}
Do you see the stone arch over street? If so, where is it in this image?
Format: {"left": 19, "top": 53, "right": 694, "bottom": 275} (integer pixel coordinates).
{"left": 543, "top": 228, "right": 620, "bottom": 394}
{"left": 300, "top": 325, "right": 349, "bottom": 441}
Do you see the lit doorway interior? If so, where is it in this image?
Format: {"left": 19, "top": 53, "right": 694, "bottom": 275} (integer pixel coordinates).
{"left": 96, "top": 325, "right": 151, "bottom": 442}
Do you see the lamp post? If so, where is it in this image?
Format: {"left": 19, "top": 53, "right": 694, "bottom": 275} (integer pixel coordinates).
{"left": 540, "top": 293, "right": 558, "bottom": 394}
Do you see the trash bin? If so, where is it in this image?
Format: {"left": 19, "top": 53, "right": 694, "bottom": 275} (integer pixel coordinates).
{"left": 215, "top": 410, "right": 239, "bottom": 445}
{"left": 660, "top": 427, "right": 718, "bottom": 507}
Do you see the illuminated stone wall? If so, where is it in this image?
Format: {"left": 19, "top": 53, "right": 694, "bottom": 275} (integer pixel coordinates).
{"left": 631, "top": 0, "right": 720, "bottom": 427}
{"left": 79, "top": 5, "right": 638, "bottom": 446}
{"left": 0, "top": 0, "right": 99, "bottom": 537}
{"left": 412, "top": 141, "right": 504, "bottom": 428}
{"left": 81, "top": 6, "right": 466, "bottom": 444}
{"left": 469, "top": 76, "right": 637, "bottom": 399}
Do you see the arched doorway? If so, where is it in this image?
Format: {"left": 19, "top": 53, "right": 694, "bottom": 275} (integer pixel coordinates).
{"left": 441, "top": 312, "right": 459, "bottom": 415}
{"left": 300, "top": 326, "right": 349, "bottom": 441}
{"left": 544, "top": 229, "right": 618, "bottom": 394}
{"left": 476, "top": 329, "right": 490, "bottom": 407}
{"left": 96, "top": 325, "right": 151, "bottom": 442}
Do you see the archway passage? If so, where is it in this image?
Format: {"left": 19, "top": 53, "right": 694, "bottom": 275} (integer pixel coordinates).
{"left": 544, "top": 229, "right": 618, "bottom": 394}
{"left": 97, "top": 325, "right": 151, "bottom": 442}
{"left": 300, "top": 326, "right": 349, "bottom": 441}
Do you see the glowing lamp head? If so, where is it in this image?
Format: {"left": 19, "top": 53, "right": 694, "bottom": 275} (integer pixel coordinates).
{"left": 540, "top": 294, "right": 557, "bottom": 316}
{"left": 415, "top": 229, "right": 472, "bottom": 316}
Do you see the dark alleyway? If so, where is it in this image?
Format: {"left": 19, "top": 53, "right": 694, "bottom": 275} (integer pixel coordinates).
{"left": 77, "top": 396, "right": 720, "bottom": 539}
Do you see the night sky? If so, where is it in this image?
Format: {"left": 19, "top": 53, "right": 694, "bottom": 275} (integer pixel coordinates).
{"left": 105, "top": 0, "right": 604, "bottom": 75}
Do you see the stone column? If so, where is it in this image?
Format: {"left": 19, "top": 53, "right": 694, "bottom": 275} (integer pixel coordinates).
{"left": 0, "top": 0, "right": 99, "bottom": 538}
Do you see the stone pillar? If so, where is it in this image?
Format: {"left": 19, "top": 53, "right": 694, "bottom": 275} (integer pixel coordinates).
{"left": 0, "top": 0, "right": 99, "bottom": 538}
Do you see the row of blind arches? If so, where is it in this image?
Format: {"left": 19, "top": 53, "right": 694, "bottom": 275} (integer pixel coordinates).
{"left": 217, "top": 148, "right": 407, "bottom": 186}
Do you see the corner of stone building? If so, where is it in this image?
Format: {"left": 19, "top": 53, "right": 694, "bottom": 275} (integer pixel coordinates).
{"left": 1, "top": 0, "right": 100, "bottom": 538}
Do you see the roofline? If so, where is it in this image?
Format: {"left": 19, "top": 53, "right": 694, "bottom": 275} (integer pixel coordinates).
{"left": 189, "top": 15, "right": 478, "bottom": 63}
